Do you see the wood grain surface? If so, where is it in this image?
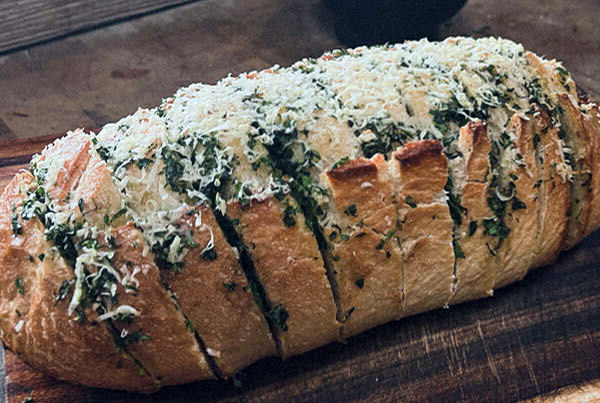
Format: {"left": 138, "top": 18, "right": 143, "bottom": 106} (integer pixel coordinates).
{"left": 0, "top": 0, "right": 197, "bottom": 54}
{"left": 1, "top": 135, "right": 600, "bottom": 403}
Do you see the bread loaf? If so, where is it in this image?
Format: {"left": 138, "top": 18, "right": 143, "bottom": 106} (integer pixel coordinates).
{"left": 1, "top": 37, "right": 599, "bottom": 392}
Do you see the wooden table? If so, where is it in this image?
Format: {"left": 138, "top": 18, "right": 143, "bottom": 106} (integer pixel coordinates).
{"left": 1, "top": 0, "right": 600, "bottom": 402}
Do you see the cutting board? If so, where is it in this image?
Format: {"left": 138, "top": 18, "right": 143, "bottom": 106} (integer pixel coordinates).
{"left": 1, "top": 136, "right": 600, "bottom": 403}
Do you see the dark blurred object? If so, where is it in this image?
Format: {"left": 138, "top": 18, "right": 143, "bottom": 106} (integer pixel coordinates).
{"left": 324, "top": 0, "right": 467, "bottom": 47}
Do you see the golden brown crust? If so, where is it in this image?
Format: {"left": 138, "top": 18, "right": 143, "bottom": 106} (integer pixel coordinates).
{"left": 458, "top": 121, "right": 491, "bottom": 182}
{"left": 495, "top": 115, "right": 540, "bottom": 289}
{"left": 392, "top": 141, "right": 454, "bottom": 316}
{"left": 161, "top": 205, "right": 276, "bottom": 377}
{"left": 230, "top": 196, "right": 341, "bottom": 358}
{"left": 109, "top": 224, "right": 215, "bottom": 385}
{"left": 325, "top": 154, "right": 403, "bottom": 338}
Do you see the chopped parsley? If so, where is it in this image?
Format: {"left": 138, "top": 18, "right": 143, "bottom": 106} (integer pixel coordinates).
{"left": 136, "top": 158, "right": 153, "bottom": 169}
{"left": 201, "top": 247, "right": 218, "bottom": 261}
{"left": 453, "top": 240, "right": 465, "bottom": 259}
{"left": 15, "top": 277, "right": 24, "bottom": 295}
{"left": 468, "top": 221, "right": 478, "bottom": 237}
{"left": 355, "top": 278, "right": 365, "bottom": 289}
{"left": 78, "top": 198, "right": 84, "bottom": 213}
{"left": 11, "top": 210, "right": 22, "bottom": 236}
{"left": 283, "top": 204, "right": 298, "bottom": 227}
{"left": 223, "top": 281, "right": 237, "bottom": 291}
{"left": 511, "top": 197, "right": 527, "bottom": 210}
{"left": 266, "top": 304, "right": 289, "bottom": 331}
{"left": 483, "top": 218, "right": 510, "bottom": 239}
{"left": 376, "top": 229, "right": 397, "bottom": 250}
{"left": 405, "top": 196, "right": 417, "bottom": 208}
{"left": 54, "top": 280, "right": 73, "bottom": 305}
{"left": 344, "top": 204, "right": 357, "bottom": 216}
{"left": 110, "top": 329, "right": 151, "bottom": 352}
{"left": 330, "top": 156, "right": 350, "bottom": 171}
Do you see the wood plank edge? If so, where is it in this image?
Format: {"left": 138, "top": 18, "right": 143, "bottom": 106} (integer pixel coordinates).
{"left": 520, "top": 378, "right": 600, "bottom": 403}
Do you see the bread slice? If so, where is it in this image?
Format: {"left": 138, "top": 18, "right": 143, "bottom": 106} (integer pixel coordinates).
{"left": 449, "top": 122, "right": 495, "bottom": 304}
{"left": 325, "top": 154, "right": 403, "bottom": 338}
{"left": 579, "top": 101, "right": 600, "bottom": 240}
{"left": 493, "top": 114, "right": 540, "bottom": 288}
{"left": 392, "top": 140, "right": 455, "bottom": 316}
{"left": 530, "top": 106, "right": 571, "bottom": 268}
{"left": 555, "top": 94, "right": 594, "bottom": 249}
{"left": 108, "top": 224, "right": 215, "bottom": 385}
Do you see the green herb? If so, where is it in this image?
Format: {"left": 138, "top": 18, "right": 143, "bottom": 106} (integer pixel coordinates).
{"left": 223, "top": 281, "right": 237, "bottom": 291}
{"left": 11, "top": 211, "right": 22, "bottom": 236}
{"left": 266, "top": 304, "right": 289, "bottom": 331}
{"left": 136, "top": 158, "right": 153, "bottom": 169}
{"left": 78, "top": 198, "right": 84, "bottom": 213}
{"left": 328, "top": 231, "right": 337, "bottom": 241}
{"left": 483, "top": 218, "right": 510, "bottom": 239}
{"left": 15, "top": 277, "right": 24, "bottom": 295}
{"left": 330, "top": 156, "right": 350, "bottom": 171}
{"left": 45, "top": 224, "right": 78, "bottom": 267}
{"left": 162, "top": 148, "right": 185, "bottom": 192}
{"left": 453, "top": 240, "right": 465, "bottom": 259}
{"left": 20, "top": 397, "right": 34, "bottom": 403}
{"left": 405, "top": 196, "right": 417, "bottom": 208}
{"left": 156, "top": 105, "right": 166, "bottom": 118}
{"left": 96, "top": 146, "right": 111, "bottom": 161}
{"left": 135, "top": 361, "right": 145, "bottom": 377}
{"left": 340, "top": 233, "right": 350, "bottom": 241}
{"left": 355, "top": 232, "right": 366, "bottom": 238}
{"left": 376, "top": 229, "right": 397, "bottom": 250}
{"left": 201, "top": 247, "right": 218, "bottom": 261}
{"left": 54, "top": 279, "right": 73, "bottom": 305}
{"left": 27, "top": 255, "right": 34, "bottom": 262}
{"left": 185, "top": 319, "right": 196, "bottom": 333}
{"left": 344, "top": 204, "right": 357, "bottom": 217}
{"left": 533, "top": 133, "right": 541, "bottom": 149}
{"left": 110, "top": 329, "right": 151, "bottom": 352}
{"left": 355, "top": 278, "right": 365, "bottom": 289}
{"left": 332, "top": 255, "right": 340, "bottom": 261}
{"left": 511, "top": 197, "right": 527, "bottom": 210}
{"left": 468, "top": 221, "right": 478, "bottom": 236}
{"left": 110, "top": 208, "right": 127, "bottom": 223}
{"left": 445, "top": 177, "right": 467, "bottom": 226}
{"left": 282, "top": 205, "right": 297, "bottom": 227}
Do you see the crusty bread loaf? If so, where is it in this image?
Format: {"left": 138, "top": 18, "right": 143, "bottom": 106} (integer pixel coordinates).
{"left": 1, "top": 37, "right": 599, "bottom": 392}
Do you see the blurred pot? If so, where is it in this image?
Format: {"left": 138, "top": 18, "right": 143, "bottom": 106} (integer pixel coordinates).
{"left": 324, "top": 0, "right": 467, "bottom": 47}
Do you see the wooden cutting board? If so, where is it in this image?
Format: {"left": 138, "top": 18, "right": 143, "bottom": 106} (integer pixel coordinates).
{"left": 1, "top": 136, "right": 600, "bottom": 403}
